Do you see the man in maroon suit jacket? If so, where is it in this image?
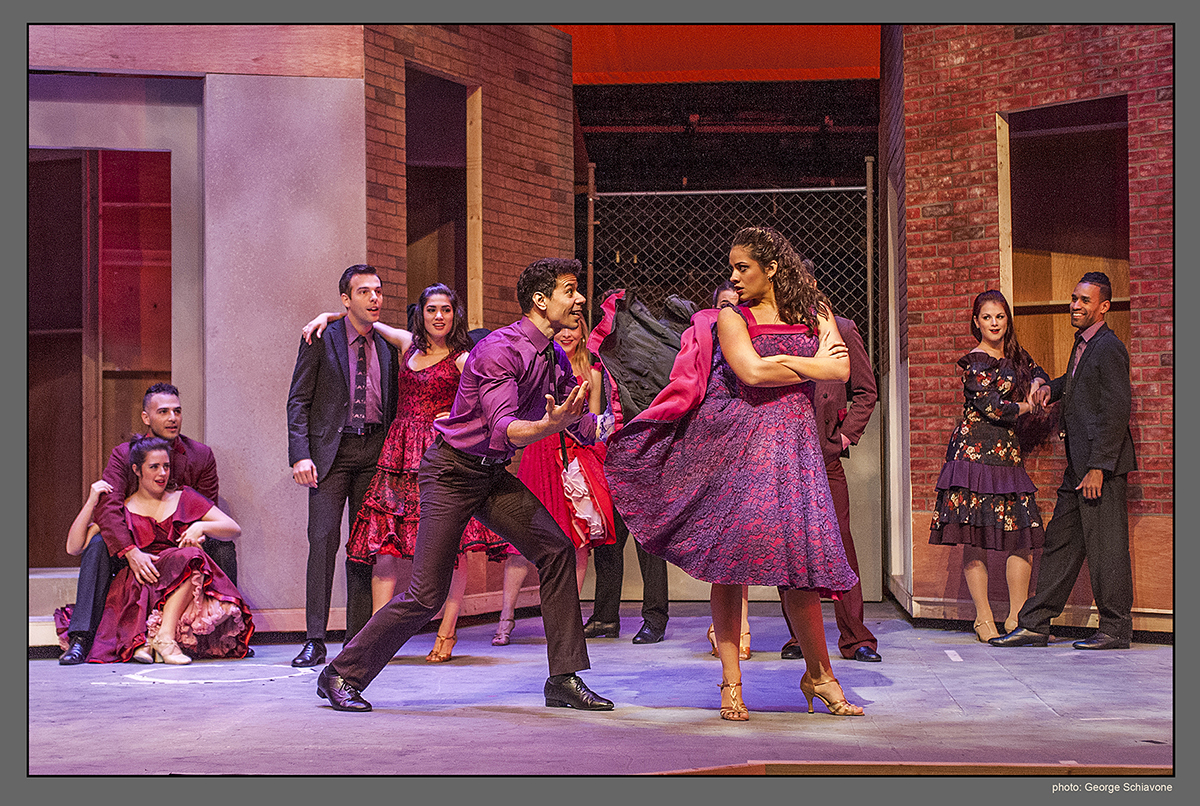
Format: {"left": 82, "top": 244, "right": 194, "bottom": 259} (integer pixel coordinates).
{"left": 779, "top": 314, "right": 882, "bottom": 662}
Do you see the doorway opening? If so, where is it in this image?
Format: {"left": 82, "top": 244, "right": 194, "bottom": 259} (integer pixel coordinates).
{"left": 28, "top": 148, "right": 171, "bottom": 568}
{"left": 1000, "top": 95, "right": 1130, "bottom": 377}
{"left": 405, "top": 67, "right": 468, "bottom": 313}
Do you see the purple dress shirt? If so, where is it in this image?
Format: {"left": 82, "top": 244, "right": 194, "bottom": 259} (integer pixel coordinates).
{"left": 434, "top": 317, "right": 597, "bottom": 461}
{"left": 1070, "top": 320, "right": 1104, "bottom": 377}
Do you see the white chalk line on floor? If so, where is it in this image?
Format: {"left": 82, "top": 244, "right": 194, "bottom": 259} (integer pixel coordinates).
{"left": 89, "top": 663, "right": 316, "bottom": 685}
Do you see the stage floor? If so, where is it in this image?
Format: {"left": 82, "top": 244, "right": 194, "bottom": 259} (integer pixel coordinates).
{"left": 28, "top": 599, "right": 1173, "bottom": 780}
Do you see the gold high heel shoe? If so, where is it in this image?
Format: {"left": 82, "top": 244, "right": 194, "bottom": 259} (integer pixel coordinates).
{"left": 974, "top": 619, "right": 1000, "bottom": 643}
{"left": 719, "top": 681, "right": 749, "bottom": 721}
{"left": 492, "top": 618, "right": 516, "bottom": 646}
{"left": 707, "top": 624, "right": 718, "bottom": 656}
{"left": 150, "top": 636, "right": 192, "bottom": 665}
{"left": 1004, "top": 617, "right": 1019, "bottom": 635}
{"left": 132, "top": 643, "right": 154, "bottom": 664}
{"left": 425, "top": 633, "right": 457, "bottom": 663}
{"left": 800, "top": 671, "right": 864, "bottom": 716}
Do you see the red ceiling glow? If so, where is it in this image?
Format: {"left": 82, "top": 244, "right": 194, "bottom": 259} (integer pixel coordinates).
{"left": 554, "top": 25, "right": 881, "bottom": 84}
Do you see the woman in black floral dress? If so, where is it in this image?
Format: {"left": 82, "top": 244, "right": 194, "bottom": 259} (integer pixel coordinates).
{"left": 929, "top": 290, "right": 1050, "bottom": 642}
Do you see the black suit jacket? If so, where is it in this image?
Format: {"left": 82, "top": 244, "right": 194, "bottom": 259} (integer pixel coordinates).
{"left": 1047, "top": 322, "right": 1136, "bottom": 480}
{"left": 813, "top": 316, "right": 878, "bottom": 466}
{"left": 287, "top": 321, "right": 398, "bottom": 482}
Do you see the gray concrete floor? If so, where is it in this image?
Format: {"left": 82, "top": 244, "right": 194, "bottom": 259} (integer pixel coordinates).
{"left": 27, "top": 599, "right": 1173, "bottom": 782}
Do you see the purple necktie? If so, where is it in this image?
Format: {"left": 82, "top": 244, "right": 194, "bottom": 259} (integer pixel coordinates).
{"left": 352, "top": 335, "right": 367, "bottom": 428}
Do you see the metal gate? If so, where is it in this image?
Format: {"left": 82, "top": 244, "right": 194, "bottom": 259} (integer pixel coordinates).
{"left": 586, "top": 170, "right": 878, "bottom": 369}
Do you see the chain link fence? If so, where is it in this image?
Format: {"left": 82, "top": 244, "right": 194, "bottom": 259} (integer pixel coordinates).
{"left": 587, "top": 184, "right": 879, "bottom": 370}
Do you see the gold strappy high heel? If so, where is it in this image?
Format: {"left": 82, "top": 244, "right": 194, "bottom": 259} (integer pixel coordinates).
{"left": 708, "top": 625, "right": 753, "bottom": 660}
{"left": 492, "top": 618, "right": 516, "bottom": 646}
{"left": 425, "top": 633, "right": 457, "bottom": 663}
{"left": 800, "top": 671, "right": 864, "bottom": 716}
{"left": 974, "top": 619, "right": 1000, "bottom": 643}
{"left": 719, "top": 681, "right": 749, "bottom": 721}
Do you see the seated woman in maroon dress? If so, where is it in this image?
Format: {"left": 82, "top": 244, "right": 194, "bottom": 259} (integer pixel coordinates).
{"left": 88, "top": 435, "right": 253, "bottom": 664}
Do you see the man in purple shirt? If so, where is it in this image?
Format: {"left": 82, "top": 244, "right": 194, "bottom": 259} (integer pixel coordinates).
{"left": 317, "top": 258, "right": 614, "bottom": 713}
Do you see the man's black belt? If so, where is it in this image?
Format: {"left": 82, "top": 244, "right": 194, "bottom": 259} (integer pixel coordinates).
{"left": 437, "top": 436, "right": 510, "bottom": 466}
{"left": 343, "top": 423, "right": 382, "bottom": 436}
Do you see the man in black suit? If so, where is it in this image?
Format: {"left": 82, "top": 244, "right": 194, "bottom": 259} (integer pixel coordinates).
{"left": 287, "top": 265, "right": 398, "bottom": 666}
{"left": 581, "top": 288, "right": 686, "bottom": 645}
{"left": 991, "top": 271, "right": 1137, "bottom": 650}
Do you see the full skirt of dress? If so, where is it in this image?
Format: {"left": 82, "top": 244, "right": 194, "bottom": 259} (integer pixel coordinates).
{"left": 88, "top": 489, "right": 253, "bottom": 663}
{"left": 347, "top": 348, "right": 509, "bottom": 566}
{"left": 516, "top": 431, "right": 617, "bottom": 551}
{"left": 605, "top": 316, "right": 857, "bottom": 595}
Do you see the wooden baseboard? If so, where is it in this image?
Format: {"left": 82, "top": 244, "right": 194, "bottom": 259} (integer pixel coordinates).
{"left": 898, "top": 588, "right": 1173, "bottom": 634}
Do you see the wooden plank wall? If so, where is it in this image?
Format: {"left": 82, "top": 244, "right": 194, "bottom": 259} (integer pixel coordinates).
{"left": 29, "top": 25, "right": 364, "bottom": 78}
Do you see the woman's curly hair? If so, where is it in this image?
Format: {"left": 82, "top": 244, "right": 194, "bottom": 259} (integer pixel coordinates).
{"left": 730, "top": 225, "right": 831, "bottom": 332}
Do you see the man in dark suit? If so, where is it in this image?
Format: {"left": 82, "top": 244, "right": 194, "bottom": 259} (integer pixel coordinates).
{"left": 60, "top": 382, "right": 236, "bottom": 664}
{"left": 778, "top": 313, "right": 882, "bottom": 663}
{"left": 991, "top": 271, "right": 1137, "bottom": 650}
{"left": 581, "top": 287, "right": 690, "bottom": 645}
{"left": 287, "top": 264, "right": 398, "bottom": 667}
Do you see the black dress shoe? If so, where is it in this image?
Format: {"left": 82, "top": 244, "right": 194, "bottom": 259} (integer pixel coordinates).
{"left": 780, "top": 640, "right": 804, "bottom": 660}
{"left": 581, "top": 619, "right": 620, "bottom": 639}
{"left": 544, "top": 674, "right": 615, "bottom": 711}
{"left": 631, "top": 622, "right": 665, "bottom": 644}
{"left": 292, "top": 639, "right": 327, "bottom": 667}
{"left": 59, "top": 636, "right": 90, "bottom": 666}
{"left": 1073, "top": 631, "right": 1130, "bottom": 650}
{"left": 988, "top": 627, "right": 1049, "bottom": 647}
{"left": 243, "top": 646, "right": 255, "bottom": 658}
{"left": 316, "top": 665, "right": 372, "bottom": 712}
{"left": 853, "top": 646, "right": 883, "bottom": 662}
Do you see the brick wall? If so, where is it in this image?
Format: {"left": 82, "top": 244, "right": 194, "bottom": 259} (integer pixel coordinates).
{"left": 901, "top": 24, "right": 1173, "bottom": 520}
{"left": 363, "top": 25, "right": 576, "bottom": 328}
{"left": 878, "top": 25, "right": 907, "bottom": 375}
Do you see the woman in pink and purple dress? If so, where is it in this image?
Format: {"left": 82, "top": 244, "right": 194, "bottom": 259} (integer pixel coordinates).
{"left": 304, "top": 284, "right": 508, "bottom": 663}
{"left": 606, "top": 225, "right": 863, "bottom": 720}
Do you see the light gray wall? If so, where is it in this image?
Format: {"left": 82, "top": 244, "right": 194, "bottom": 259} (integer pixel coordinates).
{"left": 28, "top": 74, "right": 206, "bottom": 435}
{"left": 202, "top": 74, "right": 366, "bottom": 629}
{"left": 29, "top": 73, "right": 367, "bottom": 631}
